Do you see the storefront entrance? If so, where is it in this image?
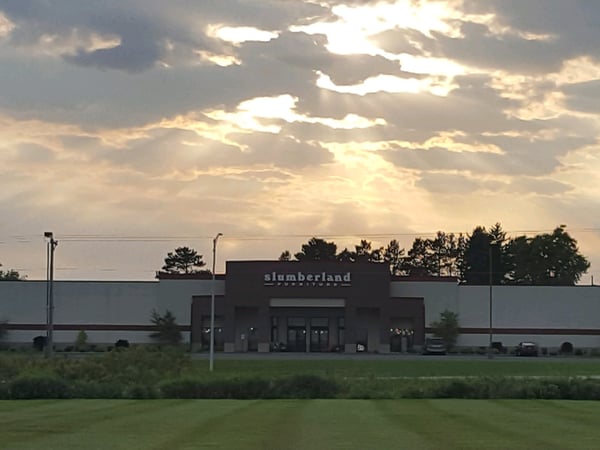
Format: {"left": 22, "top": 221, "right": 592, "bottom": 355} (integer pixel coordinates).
{"left": 310, "top": 327, "right": 329, "bottom": 352}
{"left": 281, "top": 316, "right": 334, "bottom": 352}
{"left": 390, "top": 328, "right": 415, "bottom": 353}
{"left": 287, "top": 326, "right": 307, "bottom": 352}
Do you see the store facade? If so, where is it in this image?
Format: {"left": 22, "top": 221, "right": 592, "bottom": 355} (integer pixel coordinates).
{"left": 191, "top": 261, "right": 425, "bottom": 353}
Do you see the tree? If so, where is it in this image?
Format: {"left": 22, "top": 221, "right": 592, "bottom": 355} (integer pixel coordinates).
{"left": 278, "top": 250, "right": 292, "bottom": 261}
{"left": 353, "top": 240, "right": 384, "bottom": 263}
{"left": 455, "top": 233, "right": 468, "bottom": 280}
{"left": 0, "top": 263, "right": 21, "bottom": 281}
{"left": 430, "top": 310, "right": 460, "bottom": 350}
{"left": 336, "top": 248, "right": 355, "bottom": 262}
{"left": 383, "top": 239, "right": 406, "bottom": 275}
{"left": 504, "top": 226, "right": 590, "bottom": 285}
{"left": 294, "top": 237, "right": 338, "bottom": 261}
{"left": 150, "top": 309, "right": 182, "bottom": 345}
{"left": 336, "top": 240, "right": 384, "bottom": 263}
{"left": 401, "top": 232, "right": 464, "bottom": 277}
{"left": 429, "top": 231, "right": 464, "bottom": 277}
{"left": 503, "top": 236, "right": 533, "bottom": 284}
{"left": 161, "top": 247, "right": 208, "bottom": 274}
{"left": 76, "top": 330, "right": 88, "bottom": 351}
{"left": 463, "top": 226, "right": 505, "bottom": 285}
{"left": 404, "top": 238, "right": 436, "bottom": 276}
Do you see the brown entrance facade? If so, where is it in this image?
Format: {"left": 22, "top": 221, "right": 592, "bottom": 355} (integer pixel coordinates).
{"left": 191, "top": 261, "right": 425, "bottom": 353}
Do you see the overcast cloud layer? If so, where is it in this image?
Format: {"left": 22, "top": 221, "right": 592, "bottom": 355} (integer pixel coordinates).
{"left": 1, "top": 0, "right": 599, "bottom": 281}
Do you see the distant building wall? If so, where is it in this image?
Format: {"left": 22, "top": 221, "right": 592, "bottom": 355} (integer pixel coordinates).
{"left": 455, "top": 285, "right": 600, "bottom": 348}
{"left": 390, "top": 279, "right": 600, "bottom": 348}
{"left": 0, "top": 279, "right": 223, "bottom": 346}
{"left": 2, "top": 274, "right": 600, "bottom": 350}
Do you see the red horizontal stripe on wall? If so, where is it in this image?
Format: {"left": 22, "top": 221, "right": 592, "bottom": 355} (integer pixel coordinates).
{"left": 425, "top": 327, "right": 600, "bottom": 336}
{"left": 4, "top": 324, "right": 191, "bottom": 332}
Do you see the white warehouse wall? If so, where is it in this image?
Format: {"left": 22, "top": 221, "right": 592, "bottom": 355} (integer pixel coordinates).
{"left": 156, "top": 279, "right": 224, "bottom": 324}
{"left": 2, "top": 277, "right": 600, "bottom": 349}
{"left": 390, "top": 280, "right": 460, "bottom": 325}
{"left": 0, "top": 279, "right": 221, "bottom": 346}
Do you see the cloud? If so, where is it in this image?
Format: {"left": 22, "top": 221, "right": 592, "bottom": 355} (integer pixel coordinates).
{"left": 1, "top": 0, "right": 600, "bottom": 282}
{"left": 562, "top": 80, "right": 600, "bottom": 114}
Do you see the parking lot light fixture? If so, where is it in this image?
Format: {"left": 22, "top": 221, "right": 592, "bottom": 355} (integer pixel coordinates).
{"left": 209, "top": 233, "right": 222, "bottom": 372}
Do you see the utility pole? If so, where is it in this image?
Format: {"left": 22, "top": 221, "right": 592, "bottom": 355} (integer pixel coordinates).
{"left": 44, "top": 232, "right": 58, "bottom": 358}
{"left": 488, "top": 242, "right": 494, "bottom": 359}
{"left": 209, "top": 233, "right": 222, "bottom": 372}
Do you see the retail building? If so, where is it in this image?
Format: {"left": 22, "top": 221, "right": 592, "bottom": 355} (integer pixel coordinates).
{"left": 2, "top": 260, "right": 600, "bottom": 353}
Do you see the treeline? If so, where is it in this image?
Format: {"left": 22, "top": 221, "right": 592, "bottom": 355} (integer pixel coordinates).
{"left": 0, "top": 262, "right": 21, "bottom": 280}
{"left": 280, "top": 224, "right": 590, "bottom": 286}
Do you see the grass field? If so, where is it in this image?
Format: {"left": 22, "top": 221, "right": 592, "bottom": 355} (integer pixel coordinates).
{"left": 191, "top": 358, "right": 600, "bottom": 379}
{"left": 2, "top": 399, "right": 600, "bottom": 450}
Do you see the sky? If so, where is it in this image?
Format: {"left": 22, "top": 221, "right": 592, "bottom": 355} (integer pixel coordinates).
{"left": 1, "top": 0, "right": 600, "bottom": 282}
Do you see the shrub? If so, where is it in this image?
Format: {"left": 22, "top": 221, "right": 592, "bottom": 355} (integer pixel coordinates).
{"left": 560, "top": 342, "right": 574, "bottom": 354}
{"left": 150, "top": 310, "right": 182, "bottom": 345}
{"left": 429, "top": 310, "right": 460, "bottom": 351}
{"left": 124, "top": 384, "right": 158, "bottom": 399}
{"left": 435, "top": 379, "right": 473, "bottom": 398}
{"left": 10, "top": 375, "right": 69, "bottom": 399}
{"left": 115, "top": 339, "right": 129, "bottom": 349}
{"left": 491, "top": 342, "right": 505, "bottom": 354}
{"left": 160, "top": 377, "right": 273, "bottom": 399}
{"left": 272, "top": 374, "right": 339, "bottom": 399}
{"left": 76, "top": 330, "right": 88, "bottom": 351}
{"left": 32, "top": 336, "right": 46, "bottom": 351}
{"left": 159, "top": 375, "right": 339, "bottom": 399}
{"left": 70, "top": 381, "right": 124, "bottom": 399}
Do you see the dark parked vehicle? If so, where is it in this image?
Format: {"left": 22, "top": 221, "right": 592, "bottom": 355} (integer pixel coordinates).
{"left": 423, "top": 337, "right": 446, "bottom": 355}
{"left": 515, "top": 341, "right": 539, "bottom": 356}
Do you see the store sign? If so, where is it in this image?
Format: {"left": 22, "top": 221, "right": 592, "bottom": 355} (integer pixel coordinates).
{"left": 264, "top": 271, "right": 351, "bottom": 287}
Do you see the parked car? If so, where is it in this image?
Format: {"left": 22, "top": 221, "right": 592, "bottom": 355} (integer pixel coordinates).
{"left": 423, "top": 337, "right": 446, "bottom": 355}
{"left": 515, "top": 341, "right": 539, "bottom": 356}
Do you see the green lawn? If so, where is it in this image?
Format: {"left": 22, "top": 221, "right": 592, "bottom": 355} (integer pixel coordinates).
{"left": 2, "top": 399, "right": 600, "bottom": 450}
{"left": 194, "top": 358, "right": 600, "bottom": 379}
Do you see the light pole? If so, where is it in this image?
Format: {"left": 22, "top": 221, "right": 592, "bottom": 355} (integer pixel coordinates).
{"left": 209, "top": 233, "right": 222, "bottom": 372}
{"left": 44, "top": 232, "right": 58, "bottom": 358}
{"left": 488, "top": 242, "right": 495, "bottom": 359}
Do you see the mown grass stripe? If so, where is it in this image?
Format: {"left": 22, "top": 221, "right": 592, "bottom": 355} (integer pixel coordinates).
{"left": 3, "top": 399, "right": 600, "bottom": 450}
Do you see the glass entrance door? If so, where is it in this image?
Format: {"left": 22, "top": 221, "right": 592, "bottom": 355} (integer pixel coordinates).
{"left": 287, "top": 327, "right": 306, "bottom": 352}
{"left": 310, "top": 327, "right": 329, "bottom": 352}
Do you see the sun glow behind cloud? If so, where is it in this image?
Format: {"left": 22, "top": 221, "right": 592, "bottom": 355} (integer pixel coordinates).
{"left": 292, "top": 1, "right": 468, "bottom": 95}
{"left": 205, "top": 94, "right": 386, "bottom": 132}
{"left": 293, "top": 0, "right": 463, "bottom": 55}
{"left": 209, "top": 25, "right": 279, "bottom": 44}
{"left": 316, "top": 71, "right": 458, "bottom": 96}
{"left": 0, "top": 12, "right": 14, "bottom": 37}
